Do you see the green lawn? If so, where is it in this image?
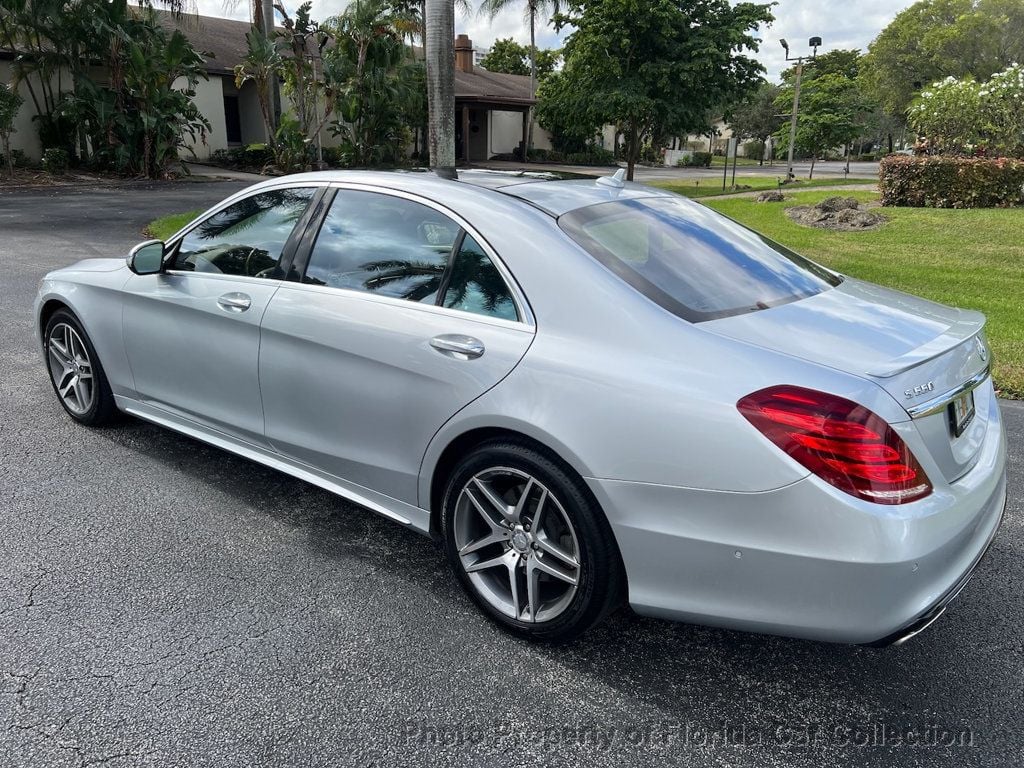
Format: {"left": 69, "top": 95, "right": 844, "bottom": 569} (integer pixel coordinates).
{"left": 703, "top": 190, "right": 1024, "bottom": 398}
{"left": 146, "top": 210, "right": 199, "bottom": 240}
{"left": 652, "top": 176, "right": 876, "bottom": 199}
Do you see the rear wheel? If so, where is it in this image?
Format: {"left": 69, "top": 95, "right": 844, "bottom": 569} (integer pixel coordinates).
{"left": 441, "top": 440, "right": 624, "bottom": 641}
{"left": 44, "top": 309, "right": 118, "bottom": 426}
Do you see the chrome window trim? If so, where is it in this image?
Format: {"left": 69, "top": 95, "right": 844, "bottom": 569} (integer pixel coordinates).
{"left": 162, "top": 180, "right": 333, "bottom": 251}
{"left": 157, "top": 179, "right": 537, "bottom": 329}
{"left": 906, "top": 365, "right": 991, "bottom": 419}
{"left": 270, "top": 279, "right": 535, "bottom": 334}
{"left": 315, "top": 181, "right": 536, "bottom": 329}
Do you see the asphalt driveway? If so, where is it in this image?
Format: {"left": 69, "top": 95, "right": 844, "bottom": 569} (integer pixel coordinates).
{"left": 0, "top": 181, "right": 1021, "bottom": 768}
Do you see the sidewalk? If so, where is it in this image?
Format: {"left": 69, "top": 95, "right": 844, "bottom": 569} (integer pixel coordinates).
{"left": 184, "top": 162, "right": 268, "bottom": 182}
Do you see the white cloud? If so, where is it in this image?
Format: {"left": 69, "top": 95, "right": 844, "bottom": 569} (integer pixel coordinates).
{"left": 193, "top": 0, "right": 915, "bottom": 80}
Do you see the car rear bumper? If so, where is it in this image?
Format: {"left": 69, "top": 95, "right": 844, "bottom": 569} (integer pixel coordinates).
{"left": 587, "top": 397, "right": 1008, "bottom": 645}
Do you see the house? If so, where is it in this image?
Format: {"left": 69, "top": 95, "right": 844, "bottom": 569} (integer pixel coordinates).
{"left": 1, "top": 9, "right": 548, "bottom": 163}
{"left": 453, "top": 34, "right": 552, "bottom": 162}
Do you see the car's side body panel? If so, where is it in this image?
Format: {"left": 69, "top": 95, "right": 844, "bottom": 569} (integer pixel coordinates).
{"left": 259, "top": 281, "right": 535, "bottom": 506}
{"left": 121, "top": 271, "right": 282, "bottom": 446}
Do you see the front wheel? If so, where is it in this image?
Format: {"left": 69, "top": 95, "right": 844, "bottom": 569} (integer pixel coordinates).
{"left": 441, "top": 441, "right": 624, "bottom": 642}
{"left": 44, "top": 308, "right": 118, "bottom": 426}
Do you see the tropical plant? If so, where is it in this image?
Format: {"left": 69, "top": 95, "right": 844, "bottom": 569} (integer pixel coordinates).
{"left": 234, "top": 28, "right": 284, "bottom": 143}
{"left": 0, "top": 82, "right": 22, "bottom": 176}
{"left": 322, "top": 0, "right": 423, "bottom": 167}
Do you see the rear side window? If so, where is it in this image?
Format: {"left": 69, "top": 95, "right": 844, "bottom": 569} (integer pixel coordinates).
{"left": 304, "top": 190, "right": 520, "bottom": 321}
{"left": 442, "top": 235, "right": 518, "bottom": 321}
{"left": 305, "top": 189, "right": 457, "bottom": 303}
{"left": 559, "top": 197, "right": 841, "bottom": 322}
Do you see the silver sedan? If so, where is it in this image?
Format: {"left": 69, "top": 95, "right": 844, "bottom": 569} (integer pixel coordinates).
{"left": 34, "top": 170, "right": 1007, "bottom": 644}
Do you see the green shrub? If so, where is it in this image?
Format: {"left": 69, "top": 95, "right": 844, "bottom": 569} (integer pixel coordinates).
{"left": 2, "top": 148, "right": 30, "bottom": 168}
{"left": 879, "top": 155, "right": 1024, "bottom": 208}
{"left": 42, "top": 147, "right": 69, "bottom": 173}
{"left": 685, "top": 151, "right": 712, "bottom": 167}
{"left": 742, "top": 140, "right": 765, "bottom": 160}
{"left": 565, "top": 147, "right": 616, "bottom": 166}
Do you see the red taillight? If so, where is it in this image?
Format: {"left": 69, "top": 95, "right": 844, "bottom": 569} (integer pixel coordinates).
{"left": 738, "top": 386, "right": 932, "bottom": 505}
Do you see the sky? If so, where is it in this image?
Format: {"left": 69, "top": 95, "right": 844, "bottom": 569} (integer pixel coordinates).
{"left": 194, "top": 0, "right": 918, "bottom": 83}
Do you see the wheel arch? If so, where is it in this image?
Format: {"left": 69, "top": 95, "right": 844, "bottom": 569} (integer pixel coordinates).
{"left": 38, "top": 298, "right": 74, "bottom": 343}
{"left": 424, "top": 422, "right": 600, "bottom": 539}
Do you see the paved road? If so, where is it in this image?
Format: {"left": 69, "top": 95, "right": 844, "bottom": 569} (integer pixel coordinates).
{"left": 478, "top": 159, "right": 881, "bottom": 183}
{"left": 0, "top": 182, "right": 1020, "bottom": 768}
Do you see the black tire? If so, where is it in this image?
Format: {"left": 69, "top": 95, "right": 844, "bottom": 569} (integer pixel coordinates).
{"left": 43, "top": 308, "right": 119, "bottom": 427}
{"left": 440, "top": 439, "right": 625, "bottom": 642}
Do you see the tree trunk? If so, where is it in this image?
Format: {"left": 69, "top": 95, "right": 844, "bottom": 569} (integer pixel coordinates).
{"left": 887, "top": 132, "right": 893, "bottom": 153}
{"left": 626, "top": 124, "right": 638, "bottom": 181}
{"left": 526, "top": 5, "right": 536, "bottom": 154}
{"left": 261, "top": 0, "right": 280, "bottom": 134}
{"left": 425, "top": 0, "right": 455, "bottom": 178}
{"left": 3, "top": 135, "right": 12, "bottom": 177}
{"left": 809, "top": 154, "right": 816, "bottom": 179}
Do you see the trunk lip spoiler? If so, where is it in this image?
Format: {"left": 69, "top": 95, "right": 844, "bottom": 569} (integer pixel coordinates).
{"left": 904, "top": 364, "right": 991, "bottom": 419}
{"left": 866, "top": 316, "right": 986, "bottom": 378}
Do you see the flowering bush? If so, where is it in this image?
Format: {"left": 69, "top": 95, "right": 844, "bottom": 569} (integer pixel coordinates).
{"left": 909, "top": 65, "right": 1024, "bottom": 157}
{"left": 879, "top": 156, "right": 1024, "bottom": 208}
{"left": 983, "top": 64, "right": 1024, "bottom": 157}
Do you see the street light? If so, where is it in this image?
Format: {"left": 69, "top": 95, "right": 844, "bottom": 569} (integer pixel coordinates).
{"left": 781, "top": 36, "right": 822, "bottom": 181}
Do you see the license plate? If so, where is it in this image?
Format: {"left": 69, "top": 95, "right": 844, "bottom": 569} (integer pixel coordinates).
{"left": 949, "top": 390, "right": 976, "bottom": 437}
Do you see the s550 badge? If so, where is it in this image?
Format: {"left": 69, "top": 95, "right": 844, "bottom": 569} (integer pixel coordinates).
{"left": 905, "top": 382, "right": 935, "bottom": 398}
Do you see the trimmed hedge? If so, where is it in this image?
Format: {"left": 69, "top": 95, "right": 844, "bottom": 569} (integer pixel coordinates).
{"left": 879, "top": 156, "right": 1024, "bottom": 208}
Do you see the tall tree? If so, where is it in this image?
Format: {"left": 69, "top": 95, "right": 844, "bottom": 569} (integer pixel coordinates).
{"left": 861, "top": 0, "right": 1024, "bottom": 119}
{"left": 480, "top": 37, "right": 559, "bottom": 79}
{"left": 478, "top": 0, "right": 559, "bottom": 152}
{"left": 480, "top": 37, "right": 529, "bottom": 75}
{"left": 545, "top": 0, "right": 772, "bottom": 180}
{"left": 726, "top": 82, "right": 782, "bottom": 164}
{"left": 425, "top": 0, "right": 455, "bottom": 177}
{"left": 774, "top": 69, "right": 866, "bottom": 177}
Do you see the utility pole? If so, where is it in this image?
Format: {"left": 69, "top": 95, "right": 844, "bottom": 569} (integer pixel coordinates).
{"left": 786, "top": 60, "right": 802, "bottom": 181}
{"left": 780, "top": 36, "right": 821, "bottom": 182}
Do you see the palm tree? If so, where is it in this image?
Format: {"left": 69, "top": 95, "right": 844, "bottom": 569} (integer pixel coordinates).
{"left": 424, "top": 0, "right": 455, "bottom": 177}
{"left": 478, "top": 0, "right": 558, "bottom": 155}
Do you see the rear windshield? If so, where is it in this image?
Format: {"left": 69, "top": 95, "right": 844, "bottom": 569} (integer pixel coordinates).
{"left": 558, "top": 196, "right": 841, "bottom": 322}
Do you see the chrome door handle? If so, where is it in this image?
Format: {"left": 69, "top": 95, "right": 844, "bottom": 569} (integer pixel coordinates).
{"left": 429, "top": 334, "right": 485, "bottom": 360}
{"left": 217, "top": 292, "right": 252, "bottom": 312}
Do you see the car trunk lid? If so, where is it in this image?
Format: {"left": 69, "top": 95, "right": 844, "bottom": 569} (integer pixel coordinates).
{"left": 703, "top": 279, "right": 991, "bottom": 483}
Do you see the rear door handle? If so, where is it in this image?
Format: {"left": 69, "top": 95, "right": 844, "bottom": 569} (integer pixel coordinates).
{"left": 430, "top": 334, "right": 485, "bottom": 360}
{"left": 217, "top": 292, "right": 252, "bottom": 313}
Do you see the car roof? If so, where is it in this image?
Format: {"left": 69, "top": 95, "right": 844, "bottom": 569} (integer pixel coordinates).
{"left": 249, "top": 168, "right": 676, "bottom": 218}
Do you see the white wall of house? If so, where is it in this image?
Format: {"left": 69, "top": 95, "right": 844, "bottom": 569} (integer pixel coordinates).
{"left": 0, "top": 60, "right": 51, "bottom": 159}
{"left": 487, "top": 109, "right": 552, "bottom": 157}
{"left": 176, "top": 74, "right": 228, "bottom": 160}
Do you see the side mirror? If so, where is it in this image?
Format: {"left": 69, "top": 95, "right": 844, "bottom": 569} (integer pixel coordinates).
{"left": 128, "top": 240, "right": 166, "bottom": 275}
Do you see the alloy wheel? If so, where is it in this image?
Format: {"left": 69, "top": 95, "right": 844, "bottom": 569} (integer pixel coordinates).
{"left": 453, "top": 467, "right": 581, "bottom": 623}
{"left": 47, "top": 322, "right": 95, "bottom": 416}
